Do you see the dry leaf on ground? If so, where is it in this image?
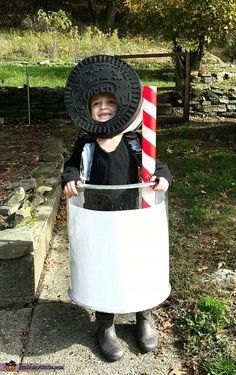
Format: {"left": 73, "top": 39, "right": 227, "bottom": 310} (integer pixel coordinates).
{"left": 168, "top": 368, "right": 187, "bottom": 375}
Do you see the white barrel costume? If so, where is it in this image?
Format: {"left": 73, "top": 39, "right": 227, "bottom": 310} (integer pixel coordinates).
{"left": 68, "top": 182, "right": 170, "bottom": 313}
{"left": 64, "top": 55, "right": 171, "bottom": 313}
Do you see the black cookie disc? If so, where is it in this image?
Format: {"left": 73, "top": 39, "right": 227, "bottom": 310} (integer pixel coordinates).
{"left": 64, "top": 55, "right": 142, "bottom": 137}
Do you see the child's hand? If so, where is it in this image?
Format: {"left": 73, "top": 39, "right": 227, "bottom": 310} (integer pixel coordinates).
{"left": 150, "top": 176, "right": 169, "bottom": 192}
{"left": 64, "top": 180, "right": 80, "bottom": 196}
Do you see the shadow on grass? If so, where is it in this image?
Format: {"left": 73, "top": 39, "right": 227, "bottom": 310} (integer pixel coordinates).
{"left": 159, "top": 120, "right": 236, "bottom": 141}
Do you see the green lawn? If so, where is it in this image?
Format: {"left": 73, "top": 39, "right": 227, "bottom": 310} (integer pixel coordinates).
{"left": 0, "top": 64, "right": 73, "bottom": 87}
{"left": 158, "top": 122, "right": 236, "bottom": 373}
{"left": 157, "top": 123, "right": 235, "bottom": 293}
{"left": 0, "top": 64, "right": 175, "bottom": 88}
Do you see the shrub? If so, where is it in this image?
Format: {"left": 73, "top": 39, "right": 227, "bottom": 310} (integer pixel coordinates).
{"left": 22, "top": 9, "right": 73, "bottom": 33}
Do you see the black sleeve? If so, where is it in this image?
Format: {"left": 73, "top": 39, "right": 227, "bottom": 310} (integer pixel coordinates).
{"left": 61, "top": 137, "right": 86, "bottom": 189}
{"left": 154, "top": 160, "right": 172, "bottom": 185}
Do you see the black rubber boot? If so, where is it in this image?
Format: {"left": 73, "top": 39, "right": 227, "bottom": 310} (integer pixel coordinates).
{"left": 95, "top": 312, "right": 124, "bottom": 362}
{"left": 136, "top": 309, "right": 159, "bottom": 353}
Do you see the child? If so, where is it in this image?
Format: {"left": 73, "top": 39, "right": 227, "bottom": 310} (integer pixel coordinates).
{"left": 62, "top": 55, "right": 171, "bottom": 362}
{"left": 63, "top": 92, "right": 169, "bottom": 196}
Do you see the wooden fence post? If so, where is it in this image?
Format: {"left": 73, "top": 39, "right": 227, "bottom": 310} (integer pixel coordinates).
{"left": 183, "top": 52, "right": 191, "bottom": 122}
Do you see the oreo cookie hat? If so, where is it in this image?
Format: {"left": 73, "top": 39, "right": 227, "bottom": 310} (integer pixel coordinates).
{"left": 64, "top": 55, "right": 143, "bottom": 138}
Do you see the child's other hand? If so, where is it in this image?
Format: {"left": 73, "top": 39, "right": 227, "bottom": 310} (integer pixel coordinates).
{"left": 64, "top": 180, "right": 80, "bottom": 196}
{"left": 150, "top": 176, "right": 169, "bottom": 192}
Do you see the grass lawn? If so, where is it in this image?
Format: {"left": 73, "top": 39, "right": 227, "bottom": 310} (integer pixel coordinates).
{"left": 0, "top": 64, "right": 175, "bottom": 88}
{"left": 159, "top": 123, "right": 236, "bottom": 294}
{"left": 158, "top": 121, "right": 236, "bottom": 372}
{"left": 0, "top": 64, "right": 73, "bottom": 87}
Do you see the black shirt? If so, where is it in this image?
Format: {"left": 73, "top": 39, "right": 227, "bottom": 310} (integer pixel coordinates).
{"left": 89, "top": 138, "right": 139, "bottom": 185}
{"left": 84, "top": 138, "right": 139, "bottom": 211}
{"left": 61, "top": 132, "right": 172, "bottom": 189}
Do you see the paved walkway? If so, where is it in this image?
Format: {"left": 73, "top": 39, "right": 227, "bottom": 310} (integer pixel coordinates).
{"left": 0, "top": 222, "right": 183, "bottom": 374}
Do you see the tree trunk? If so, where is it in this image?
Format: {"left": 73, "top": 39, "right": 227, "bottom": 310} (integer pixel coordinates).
{"left": 103, "top": 0, "right": 117, "bottom": 29}
{"left": 88, "top": 0, "right": 97, "bottom": 26}
{"left": 198, "top": 35, "right": 205, "bottom": 68}
{"left": 172, "top": 39, "right": 185, "bottom": 94}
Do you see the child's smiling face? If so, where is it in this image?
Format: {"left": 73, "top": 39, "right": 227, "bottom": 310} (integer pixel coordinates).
{"left": 90, "top": 93, "right": 118, "bottom": 122}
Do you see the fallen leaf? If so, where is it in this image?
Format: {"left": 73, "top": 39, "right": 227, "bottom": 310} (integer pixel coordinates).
{"left": 218, "top": 261, "right": 225, "bottom": 269}
{"left": 160, "top": 331, "right": 170, "bottom": 340}
{"left": 154, "top": 346, "right": 165, "bottom": 356}
{"left": 197, "top": 265, "right": 208, "bottom": 272}
{"left": 168, "top": 368, "right": 186, "bottom": 375}
{"left": 220, "top": 191, "right": 228, "bottom": 199}
{"left": 162, "top": 320, "right": 173, "bottom": 329}
{"left": 192, "top": 304, "right": 200, "bottom": 314}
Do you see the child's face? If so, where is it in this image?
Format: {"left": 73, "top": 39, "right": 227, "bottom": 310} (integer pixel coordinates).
{"left": 90, "top": 93, "right": 117, "bottom": 122}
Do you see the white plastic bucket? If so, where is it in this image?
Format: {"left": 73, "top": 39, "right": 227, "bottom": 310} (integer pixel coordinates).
{"left": 68, "top": 182, "right": 170, "bottom": 313}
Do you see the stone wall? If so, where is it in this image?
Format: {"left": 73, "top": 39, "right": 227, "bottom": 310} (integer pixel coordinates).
{"left": 191, "top": 69, "right": 235, "bottom": 84}
{"left": 0, "top": 137, "right": 71, "bottom": 306}
{"left": 190, "top": 87, "right": 236, "bottom": 118}
{"left": 0, "top": 86, "right": 68, "bottom": 121}
{"left": 0, "top": 85, "right": 236, "bottom": 122}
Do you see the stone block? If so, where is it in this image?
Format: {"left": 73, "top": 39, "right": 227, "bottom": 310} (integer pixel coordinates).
{"left": 43, "top": 177, "right": 60, "bottom": 187}
{"left": 191, "top": 88, "right": 204, "bottom": 97}
{"left": 219, "top": 97, "right": 229, "bottom": 105}
{"left": 0, "top": 254, "right": 35, "bottom": 305}
{"left": 158, "top": 92, "right": 173, "bottom": 103}
{"left": 227, "top": 104, "right": 236, "bottom": 111}
{"left": 206, "top": 90, "right": 219, "bottom": 104}
{"left": 198, "top": 72, "right": 211, "bottom": 78}
{"left": 9, "top": 178, "right": 36, "bottom": 192}
{"left": 221, "top": 112, "right": 236, "bottom": 118}
{"left": 30, "top": 162, "right": 62, "bottom": 185}
{"left": 0, "top": 228, "right": 33, "bottom": 259}
{"left": 189, "top": 100, "right": 199, "bottom": 105}
{"left": 30, "top": 193, "right": 45, "bottom": 207}
{"left": 191, "top": 75, "right": 201, "bottom": 83}
{"left": 0, "top": 204, "right": 20, "bottom": 216}
{"left": 202, "top": 106, "right": 212, "bottom": 113}
{"left": 202, "top": 77, "right": 213, "bottom": 83}
{"left": 157, "top": 103, "right": 172, "bottom": 115}
{"left": 15, "top": 202, "right": 32, "bottom": 227}
{"left": 36, "top": 185, "right": 53, "bottom": 194}
{"left": 42, "top": 152, "right": 64, "bottom": 162}
{"left": 0, "top": 185, "right": 62, "bottom": 307}
{"left": 211, "top": 88, "right": 225, "bottom": 96}
{"left": 211, "top": 105, "right": 227, "bottom": 112}
{"left": 5, "top": 187, "right": 25, "bottom": 205}
{"left": 201, "top": 101, "right": 211, "bottom": 106}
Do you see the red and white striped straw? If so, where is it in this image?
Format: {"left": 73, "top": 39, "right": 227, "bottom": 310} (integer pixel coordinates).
{"left": 142, "top": 86, "right": 157, "bottom": 208}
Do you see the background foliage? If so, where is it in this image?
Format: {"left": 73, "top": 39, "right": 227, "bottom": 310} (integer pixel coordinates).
{"left": 125, "top": 0, "right": 236, "bottom": 67}
{"left": 0, "top": 1, "right": 235, "bottom": 66}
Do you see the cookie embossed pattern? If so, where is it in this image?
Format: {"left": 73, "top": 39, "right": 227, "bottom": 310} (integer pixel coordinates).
{"left": 64, "top": 55, "right": 143, "bottom": 137}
